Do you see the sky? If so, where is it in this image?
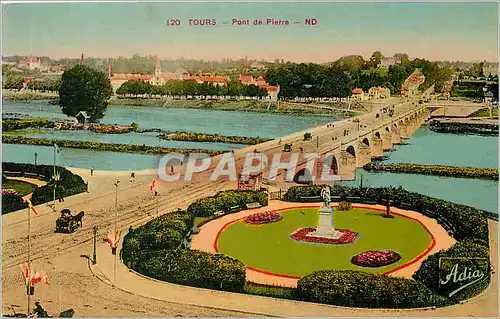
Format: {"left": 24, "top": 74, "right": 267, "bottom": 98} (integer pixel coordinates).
{"left": 2, "top": 1, "right": 499, "bottom": 62}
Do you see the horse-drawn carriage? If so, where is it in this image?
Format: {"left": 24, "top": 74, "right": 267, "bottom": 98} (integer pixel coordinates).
{"left": 55, "top": 209, "right": 84, "bottom": 233}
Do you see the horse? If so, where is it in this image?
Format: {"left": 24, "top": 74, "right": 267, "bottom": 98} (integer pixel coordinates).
{"left": 73, "top": 211, "right": 84, "bottom": 227}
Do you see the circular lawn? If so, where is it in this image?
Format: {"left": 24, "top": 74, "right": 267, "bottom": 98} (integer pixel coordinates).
{"left": 216, "top": 207, "right": 433, "bottom": 277}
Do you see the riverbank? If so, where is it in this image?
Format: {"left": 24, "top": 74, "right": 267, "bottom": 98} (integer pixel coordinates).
{"left": 429, "top": 118, "right": 498, "bottom": 136}
{"left": 2, "top": 89, "right": 58, "bottom": 100}
{"left": 110, "top": 97, "right": 353, "bottom": 117}
{"left": 2, "top": 135, "right": 224, "bottom": 156}
{"left": 363, "top": 163, "right": 498, "bottom": 180}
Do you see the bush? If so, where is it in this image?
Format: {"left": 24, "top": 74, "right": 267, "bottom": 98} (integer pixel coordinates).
{"left": 283, "top": 185, "right": 490, "bottom": 242}
{"left": 412, "top": 240, "right": 490, "bottom": 301}
{"left": 121, "top": 209, "right": 246, "bottom": 292}
{"left": 30, "top": 169, "right": 87, "bottom": 205}
{"left": 187, "top": 189, "right": 268, "bottom": 217}
{"left": 2, "top": 193, "right": 26, "bottom": 214}
{"left": 297, "top": 270, "right": 447, "bottom": 308}
{"left": 338, "top": 201, "right": 351, "bottom": 211}
{"left": 136, "top": 250, "right": 246, "bottom": 292}
{"left": 2, "top": 162, "right": 87, "bottom": 208}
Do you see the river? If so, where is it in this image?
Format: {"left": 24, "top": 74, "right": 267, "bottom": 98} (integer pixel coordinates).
{"left": 339, "top": 128, "right": 498, "bottom": 213}
{"left": 2, "top": 100, "right": 498, "bottom": 213}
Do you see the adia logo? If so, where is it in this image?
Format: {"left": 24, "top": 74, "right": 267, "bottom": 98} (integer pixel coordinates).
{"left": 438, "top": 257, "right": 490, "bottom": 298}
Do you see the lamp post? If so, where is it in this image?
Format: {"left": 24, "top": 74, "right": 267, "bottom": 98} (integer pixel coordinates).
{"left": 34, "top": 153, "right": 38, "bottom": 166}
{"left": 92, "top": 225, "right": 98, "bottom": 265}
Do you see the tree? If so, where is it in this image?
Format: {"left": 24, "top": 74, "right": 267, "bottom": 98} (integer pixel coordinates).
{"left": 370, "top": 51, "right": 384, "bottom": 68}
{"left": 3, "top": 76, "right": 24, "bottom": 90}
{"left": 393, "top": 53, "right": 410, "bottom": 64}
{"left": 59, "top": 65, "right": 113, "bottom": 122}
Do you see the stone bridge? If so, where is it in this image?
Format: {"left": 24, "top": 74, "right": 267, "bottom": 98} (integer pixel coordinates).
{"left": 232, "top": 100, "right": 429, "bottom": 183}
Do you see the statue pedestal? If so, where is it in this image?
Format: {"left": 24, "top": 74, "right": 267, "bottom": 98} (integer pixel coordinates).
{"left": 310, "top": 205, "right": 343, "bottom": 239}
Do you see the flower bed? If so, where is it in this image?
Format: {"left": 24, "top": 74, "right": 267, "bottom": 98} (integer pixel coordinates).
{"left": 351, "top": 250, "right": 401, "bottom": 268}
{"left": 2, "top": 189, "right": 19, "bottom": 196}
{"left": 245, "top": 211, "right": 282, "bottom": 224}
{"left": 290, "top": 227, "right": 358, "bottom": 245}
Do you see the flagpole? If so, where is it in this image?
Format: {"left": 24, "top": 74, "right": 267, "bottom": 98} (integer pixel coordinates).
{"left": 113, "top": 179, "right": 120, "bottom": 287}
{"left": 27, "top": 204, "right": 31, "bottom": 316}
{"left": 53, "top": 144, "right": 56, "bottom": 212}
{"left": 156, "top": 194, "right": 159, "bottom": 217}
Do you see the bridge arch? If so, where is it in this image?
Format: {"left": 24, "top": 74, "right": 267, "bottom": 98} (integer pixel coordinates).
{"left": 293, "top": 168, "right": 313, "bottom": 184}
{"left": 385, "top": 126, "right": 390, "bottom": 133}
{"left": 346, "top": 145, "right": 356, "bottom": 157}
{"left": 324, "top": 154, "right": 338, "bottom": 175}
{"left": 362, "top": 137, "right": 370, "bottom": 146}
{"left": 375, "top": 131, "right": 381, "bottom": 139}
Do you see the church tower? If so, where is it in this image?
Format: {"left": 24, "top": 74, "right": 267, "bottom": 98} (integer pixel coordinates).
{"left": 153, "top": 56, "right": 164, "bottom": 85}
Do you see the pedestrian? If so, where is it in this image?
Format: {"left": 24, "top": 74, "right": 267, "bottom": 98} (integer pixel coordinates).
{"left": 130, "top": 172, "right": 135, "bottom": 182}
{"left": 90, "top": 167, "right": 94, "bottom": 176}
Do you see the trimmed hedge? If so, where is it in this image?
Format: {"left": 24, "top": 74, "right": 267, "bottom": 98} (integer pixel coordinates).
{"left": 286, "top": 185, "right": 491, "bottom": 306}
{"left": 2, "top": 193, "right": 27, "bottom": 214}
{"left": 297, "top": 270, "right": 448, "bottom": 308}
{"left": 121, "top": 209, "right": 246, "bottom": 292}
{"left": 134, "top": 249, "right": 246, "bottom": 292}
{"left": 283, "top": 185, "right": 490, "bottom": 242}
{"left": 2, "top": 162, "right": 87, "bottom": 206}
{"left": 412, "top": 240, "right": 491, "bottom": 301}
{"left": 187, "top": 189, "right": 268, "bottom": 217}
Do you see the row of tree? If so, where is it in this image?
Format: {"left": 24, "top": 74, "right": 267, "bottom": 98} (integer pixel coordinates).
{"left": 3, "top": 76, "right": 62, "bottom": 92}
{"left": 116, "top": 79, "right": 268, "bottom": 98}
{"left": 264, "top": 55, "right": 456, "bottom": 99}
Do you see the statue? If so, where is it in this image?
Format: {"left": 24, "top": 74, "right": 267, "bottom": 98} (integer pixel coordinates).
{"left": 321, "top": 185, "right": 331, "bottom": 207}
{"left": 313, "top": 185, "right": 342, "bottom": 239}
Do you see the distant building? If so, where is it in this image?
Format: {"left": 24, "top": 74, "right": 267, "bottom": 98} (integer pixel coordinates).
{"left": 267, "top": 86, "right": 280, "bottom": 101}
{"left": 150, "top": 58, "right": 165, "bottom": 86}
{"left": 378, "top": 57, "right": 401, "bottom": 69}
{"left": 238, "top": 74, "right": 278, "bottom": 99}
{"left": 351, "top": 88, "right": 365, "bottom": 100}
{"left": 482, "top": 62, "right": 499, "bottom": 77}
{"left": 75, "top": 111, "right": 90, "bottom": 124}
{"left": 401, "top": 70, "right": 425, "bottom": 97}
{"left": 17, "top": 56, "right": 42, "bottom": 70}
{"left": 368, "top": 87, "right": 390, "bottom": 99}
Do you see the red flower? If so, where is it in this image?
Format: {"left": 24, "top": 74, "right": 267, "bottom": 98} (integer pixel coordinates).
{"left": 289, "top": 228, "right": 358, "bottom": 245}
{"left": 245, "top": 211, "right": 282, "bottom": 224}
{"left": 351, "top": 250, "right": 401, "bottom": 267}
